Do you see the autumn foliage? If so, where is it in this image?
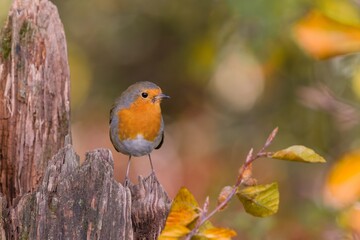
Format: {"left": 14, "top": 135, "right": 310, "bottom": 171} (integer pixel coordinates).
{"left": 159, "top": 128, "right": 326, "bottom": 239}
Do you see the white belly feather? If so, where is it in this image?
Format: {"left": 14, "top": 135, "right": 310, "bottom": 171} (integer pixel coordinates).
{"left": 121, "top": 134, "right": 154, "bottom": 157}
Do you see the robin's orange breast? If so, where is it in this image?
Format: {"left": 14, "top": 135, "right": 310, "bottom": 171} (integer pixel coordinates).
{"left": 117, "top": 99, "right": 162, "bottom": 142}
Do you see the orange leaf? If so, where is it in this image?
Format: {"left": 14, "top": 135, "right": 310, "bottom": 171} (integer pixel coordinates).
{"left": 166, "top": 187, "right": 199, "bottom": 226}
{"left": 242, "top": 163, "right": 253, "bottom": 182}
{"left": 217, "top": 186, "right": 233, "bottom": 211}
{"left": 293, "top": 11, "right": 360, "bottom": 59}
{"left": 339, "top": 203, "right": 360, "bottom": 233}
{"left": 160, "top": 187, "right": 199, "bottom": 239}
{"left": 324, "top": 151, "right": 360, "bottom": 208}
{"left": 165, "top": 210, "right": 198, "bottom": 227}
{"left": 199, "top": 227, "right": 237, "bottom": 239}
{"left": 158, "top": 225, "right": 190, "bottom": 239}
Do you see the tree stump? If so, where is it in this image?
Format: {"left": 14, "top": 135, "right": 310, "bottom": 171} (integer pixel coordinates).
{"left": 0, "top": 0, "right": 71, "bottom": 204}
{"left": 129, "top": 175, "right": 171, "bottom": 239}
{"left": 0, "top": 0, "right": 171, "bottom": 239}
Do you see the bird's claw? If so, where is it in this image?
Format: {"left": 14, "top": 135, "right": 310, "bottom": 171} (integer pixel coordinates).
{"left": 124, "top": 177, "right": 130, "bottom": 187}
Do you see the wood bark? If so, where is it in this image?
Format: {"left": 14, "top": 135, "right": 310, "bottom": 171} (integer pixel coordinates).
{"left": 0, "top": 145, "right": 170, "bottom": 239}
{"left": 129, "top": 175, "right": 171, "bottom": 239}
{"left": 0, "top": 0, "right": 71, "bottom": 204}
{"left": 0, "top": 0, "right": 171, "bottom": 239}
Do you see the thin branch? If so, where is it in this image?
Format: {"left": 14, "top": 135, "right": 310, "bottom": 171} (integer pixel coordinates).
{"left": 184, "top": 127, "right": 278, "bottom": 240}
{"left": 262, "top": 127, "right": 278, "bottom": 152}
{"left": 203, "top": 196, "right": 210, "bottom": 217}
{"left": 200, "top": 196, "right": 210, "bottom": 223}
{"left": 245, "top": 148, "right": 254, "bottom": 164}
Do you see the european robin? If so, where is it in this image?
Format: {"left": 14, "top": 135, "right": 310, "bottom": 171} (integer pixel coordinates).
{"left": 109, "top": 81, "right": 169, "bottom": 184}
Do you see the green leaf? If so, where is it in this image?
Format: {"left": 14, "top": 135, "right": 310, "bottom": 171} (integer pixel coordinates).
{"left": 271, "top": 145, "right": 326, "bottom": 163}
{"left": 237, "top": 182, "right": 279, "bottom": 217}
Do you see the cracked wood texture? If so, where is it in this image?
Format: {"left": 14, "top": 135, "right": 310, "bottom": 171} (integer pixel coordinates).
{"left": 0, "top": 0, "right": 171, "bottom": 239}
{"left": 0, "top": 0, "right": 71, "bottom": 204}
{"left": 0, "top": 145, "right": 171, "bottom": 240}
{"left": 129, "top": 175, "right": 171, "bottom": 240}
{"left": 9, "top": 147, "right": 134, "bottom": 240}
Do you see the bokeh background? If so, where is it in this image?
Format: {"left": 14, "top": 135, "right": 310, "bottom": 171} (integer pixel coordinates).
{"left": 2, "top": 0, "right": 360, "bottom": 239}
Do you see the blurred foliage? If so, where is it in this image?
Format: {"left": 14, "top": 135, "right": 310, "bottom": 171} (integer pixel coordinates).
{"left": 293, "top": 10, "right": 360, "bottom": 59}
{"left": 2, "top": 0, "right": 360, "bottom": 238}
{"left": 324, "top": 151, "right": 360, "bottom": 208}
{"left": 0, "top": 1, "right": 11, "bottom": 30}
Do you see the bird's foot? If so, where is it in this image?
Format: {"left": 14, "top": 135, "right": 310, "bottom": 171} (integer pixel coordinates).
{"left": 124, "top": 177, "right": 131, "bottom": 187}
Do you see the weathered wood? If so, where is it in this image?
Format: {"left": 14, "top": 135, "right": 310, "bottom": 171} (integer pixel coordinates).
{"left": 9, "top": 146, "right": 134, "bottom": 240}
{"left": 0, "top": 0, "right": 71, "bottom": 203}
{"left": 6, "top": 146, "right": 170, "bottom": 240}
{"left": 130, "top": 174, "right": 171, "bottom": 240}
{"left": 0, "top": 0, "right": 171, "bottom": 239}
{"left": 0, "top": 193, "right": 7, "bottom": 240}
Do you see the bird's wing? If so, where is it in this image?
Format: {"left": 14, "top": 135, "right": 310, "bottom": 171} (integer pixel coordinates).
{"left": 109, "top": 102, "right": 118, "bottom": 124}
{"left": 155, "top": 132, "right": 164, "bottom": 149}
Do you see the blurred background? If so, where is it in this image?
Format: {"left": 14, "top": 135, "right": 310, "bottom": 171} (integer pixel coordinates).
{"left": 2, "top": 0, "right": 360, "bottom": 239}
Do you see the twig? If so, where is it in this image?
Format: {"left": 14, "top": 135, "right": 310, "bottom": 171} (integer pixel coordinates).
{"left": 184, "top": 127, "right": 278, "bottom": 240}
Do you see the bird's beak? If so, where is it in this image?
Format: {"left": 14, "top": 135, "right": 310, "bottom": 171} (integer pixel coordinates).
{"left": 154, "top": 93, "right": 170, "bottom": 102}
{"left": 156, "top": 93, "right": 170, "bottom": 100}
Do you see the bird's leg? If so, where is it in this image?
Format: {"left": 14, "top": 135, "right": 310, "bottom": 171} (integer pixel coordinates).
{"left": 124, "top": 155, "right": 132, "bottom": 187}
{"left": 148, "top": 154, "right": 155, "bottom": 173}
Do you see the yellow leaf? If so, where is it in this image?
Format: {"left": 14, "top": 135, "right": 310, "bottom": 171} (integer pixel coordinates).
{"left": 271, "top": 145, "right": 326, "bottom": 163}
{"left": 171, "top": 187, "right": 199, "bottom": 212}
{"left": 195, "top": 220, "right": 214, "bottom": 240}
{"left": 160, "top": 187, "right": 200, "bottom": 239}
{"left": 165, "top": 210, "right": 198, "bottom": 227}
{"left": 237, "top": 183, "right": 279, "bottom": 217}
{"left": 166, "top": 187, "right": 199, "bottom": 226}
{"left": 324, "top": 151, "right": 360, "bottom": 208}
{"left": 158, "top": 237, "right": 177, "bottom": 240}
{"left": 159, "top": 225, "right": 191, "bottom": 239}
{"left": 316, "top": 0, "right": 360, "bottom": 26}
{"left": 293, "top": 11, "right": 360, "bottom": 59}
{"left": 198, "top": 227, "right": 237, "bottom": 240}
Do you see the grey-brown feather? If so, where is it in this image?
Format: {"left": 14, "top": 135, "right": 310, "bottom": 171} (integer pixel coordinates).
{"left": 109, "top": 81, "right": 164, "bottom": 155}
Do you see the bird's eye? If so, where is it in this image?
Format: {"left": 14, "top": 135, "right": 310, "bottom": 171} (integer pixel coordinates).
{"left": 141, "top": 92, "right": 148, "bottom": 98}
